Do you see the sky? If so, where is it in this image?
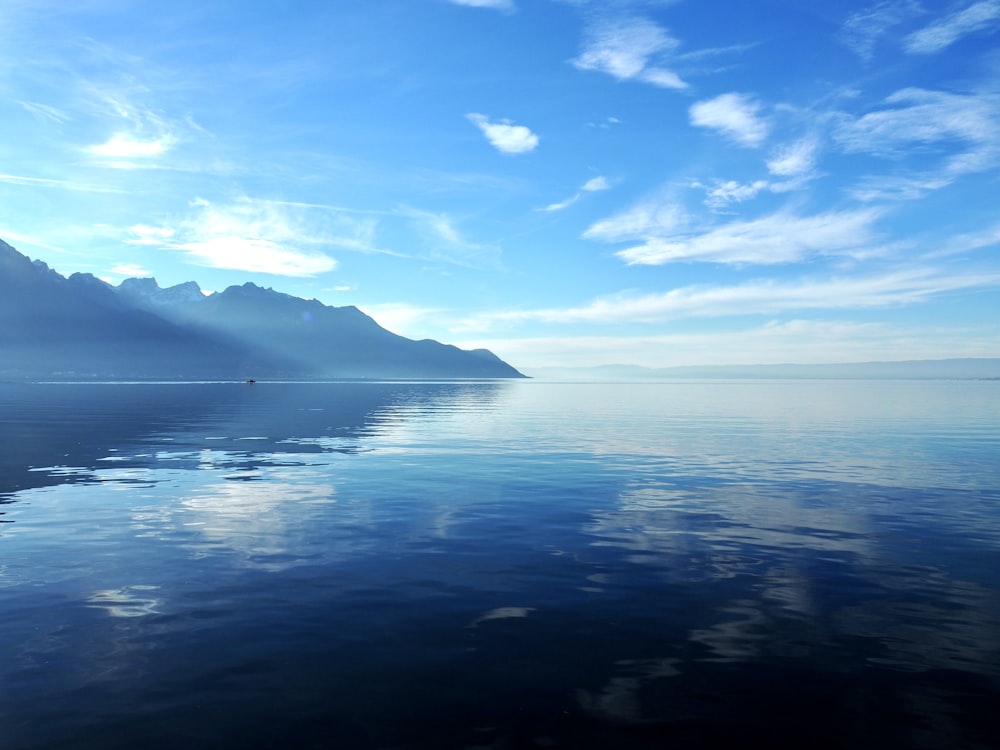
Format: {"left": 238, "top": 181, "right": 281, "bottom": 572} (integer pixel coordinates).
{"left": 2, "top": 0, "right": 999, "bottom": 373}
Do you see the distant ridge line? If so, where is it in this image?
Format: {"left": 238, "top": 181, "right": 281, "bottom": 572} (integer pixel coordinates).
{"left": 528, "top": 358, "right": 1000, "bottom": 380}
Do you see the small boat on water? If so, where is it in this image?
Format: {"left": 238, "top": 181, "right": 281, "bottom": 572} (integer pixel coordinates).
{"left": 245, "top": 378, "right": 256, "bottom": 384}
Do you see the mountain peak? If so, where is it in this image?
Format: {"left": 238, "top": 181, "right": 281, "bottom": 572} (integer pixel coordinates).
{"left": 118, "top": 277, "right": 205, "bottom": 307}
{"left": 120, "top": 277, "right": 162, "bottom": 293}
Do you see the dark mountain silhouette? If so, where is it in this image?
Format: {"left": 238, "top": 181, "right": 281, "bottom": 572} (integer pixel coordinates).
{"left": 0, "top": 239, "right": 525, "bottom": 380}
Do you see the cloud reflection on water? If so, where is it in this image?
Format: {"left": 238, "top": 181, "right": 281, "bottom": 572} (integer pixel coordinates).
{"left": 127, "top": 455, "right": 342, "bottom": 571}
{"left": 576, "top": 657, "right": 683, "bottom": 723}
{"left": 2, "top": 381, "right": 998, "bottom": 748}
{"left": 574, "top": 473, "right": 1000, "bottom": 730}
{"left": 86, "top": 585, "right": 162, "bottom": 618}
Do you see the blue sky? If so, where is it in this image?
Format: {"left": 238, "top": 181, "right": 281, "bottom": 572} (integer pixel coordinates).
{"left": 2, "top": 0, "right": 999, "bottom": 372}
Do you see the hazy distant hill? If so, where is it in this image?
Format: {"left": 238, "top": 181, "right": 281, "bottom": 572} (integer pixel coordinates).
{"left": 0, "top": 239, "right": 525, "bottom": 380}
{"left": 529, "top": 360, "right": 1000, "bottom": 380}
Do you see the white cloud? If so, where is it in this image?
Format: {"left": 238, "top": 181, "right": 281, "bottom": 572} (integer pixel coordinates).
{"left": 87, "top": 132, "right": 176, "bottom": 159}
{"left": 466, "top": 113, "right": 539, "bottom": 154}
{"left": 596, "top": 269, "right": 988, "bottom": 319}
{"left": 612, "top": 208, "right": 883, "bottom": 266}
{"left": 572, "top": 17, "right": 687, "bottom": 89}
{"left": 448, "top": 0, "right": 515, "bottom": 11}
{"left": 127, "top": 225, "right": 176, "bottom": 246}
{"left": 541, "top": 196, "right": 580, "bottom": 212}
{"left": 689, "top": 140, "right": 820, "bottom": 208}
{"left": 834, "top": 88, "right": 1000, "bottom": 184}
{"left": 639, "top": 67, "right": 687, "bottom": 89}
{"left": 582, "top": 176, "right": 611, "bottom": 192}
{"left": 588, "top": 116, "right": 623, "bottom": 129}
{"left": 177, "top": 236, "right": 337, "bottom": 277}
{"left": 840, "top": 0, "right": 924, "bottom": 60}
{"left": 837, "top": 89, "right": 995, "bottom": 153}
{"left": 109, "top": 263, "right": 151, "bottom": 277}
{"left": 455, "top": 267, "right": 1000, "bottom": 330}
{"left": 698, "top": 179, "right": 770, "bottom": 209}
{"left": 904, "top": 0, "right": 1000, "bottom": 54}
{"left": 767, "top": 137, "right": 818, "bottom": 177}
{"left": 184, "top": 198, "right": 321, "bottom": 245}
{"left": 583, "top": 198, "right": 688, "bottom": 242}
{"left": 846, "top": 174, "right": 953, "bottom": 202}
{"left": 542, "top": 175, "right": 612, "bottom": 211}
{"left": 929, "top": 222, "right": 1000, "bottom": 257}
{"left": 133, "top": 197, "right": 353, "bottom": 277}
{"left": 689, "top": 93, "right": 768, "bottom": 147}
{"left": 75, "top": 93, "right": 202, "bottom": 170}
{"left": 0, "top": 173, "right": 125, "bottom": 193}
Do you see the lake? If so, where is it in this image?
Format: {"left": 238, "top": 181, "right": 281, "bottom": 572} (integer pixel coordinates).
{"left": 1, "top": 380, "right": 998, "bottom": 749}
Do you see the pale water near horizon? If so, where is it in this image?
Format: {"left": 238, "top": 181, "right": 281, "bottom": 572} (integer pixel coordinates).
{"left": 1, "top": 380, "right": 998, "bottom": 749}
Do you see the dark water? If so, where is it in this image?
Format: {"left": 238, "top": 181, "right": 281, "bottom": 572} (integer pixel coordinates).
{"left": 1, "top": 380, "right": 998, "bottom": 749}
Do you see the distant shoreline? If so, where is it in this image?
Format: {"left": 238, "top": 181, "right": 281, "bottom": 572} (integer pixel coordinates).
{"left": 5, "top": 358, "right": 1000, "bottom": 385}
{"left": 525, "top": 358, "right": 1000, "bottom": 382}
{"left": 1, "top": 377, "right": 529, "bottom": 385}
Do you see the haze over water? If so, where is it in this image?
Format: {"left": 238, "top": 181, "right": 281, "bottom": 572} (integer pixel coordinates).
{"left": 1, "top": 380, "right": 998, "bottom": 749}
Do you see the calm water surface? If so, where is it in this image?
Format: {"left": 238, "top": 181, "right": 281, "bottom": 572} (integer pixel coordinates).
{"left": 1, "top": 380, "right": 998, "bottom": 749}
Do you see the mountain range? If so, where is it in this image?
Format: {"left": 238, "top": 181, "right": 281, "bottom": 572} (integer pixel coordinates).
{"left": 0, "top": 239, "right": 525, "bottom": 380}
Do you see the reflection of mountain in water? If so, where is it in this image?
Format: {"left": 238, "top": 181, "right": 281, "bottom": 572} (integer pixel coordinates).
{"left": 0, "top": 381, "right": 509, "bottom": 500}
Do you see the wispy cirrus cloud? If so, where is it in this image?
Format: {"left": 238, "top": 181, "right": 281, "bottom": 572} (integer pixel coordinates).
{"left": 904, "top": 0, "right": 1000, "bottom": 54}
{"left": 690, "top": 136, "right": 819, "bottom": 209}
{"left": 541, "top": 175, "right": 612, "bottom": 212}
{"left": 178, "top": 236, "right": 337, "bottom": 277}
{"left": 614, "top": 208, "right": 884, "bottom": 266}
{"left": 767, "top": 136, "right": 819, "bottom": 177}
{"left": 689, "top": 93, "right": 768, "bottom": 147}
{"left": 455, "top": 267, "right": 999, "bottom": 330}
{"left": 582, "top": 176, "right": 611, "bottom": 192}
{"left": 128, "top": 197, "right": 366, "bottom": 277}
{"left": 583, "top": 197, "right": 688, "bottom": 243}
{"left": 16, "top": 100, "right": 73, "bottom": 123}
{"left": 397, "top": 205, "right": 502, "bottom": 268}
{"left": 109, "top": 263, "right": 152, "bottom": 277}
{"left": 466, "top": 113, "right": 539, "bottom": 154}
{"left": 695, "top": 179, "right": 770, "bottom": 209}
{"left": 81, "top": 93, "right": 182, "bottom": 166}
{"left": 541, "top": 198, "right": 578, "bottom": 213}
{"left": 87, "top": 132, "right": 177, "bottom": 159}
{"left": 587, "top": 116, "right": 622, "bottom": 129}
{"left": 834, "top": 87, "right": 1000, "bottom": 199}
{"left": 127, "top": 225, "right": 176, "bottom": 246}
{"left": 840, "top": 0, "right": 924, "bottom": 60}
{"left": 927, "top": 221, "right": 1000, "bottom": 257}
{"left": 846, "top": 174, "right": 953, "bottom": 202}
{"left": 448, "top": 0, "right": 515, "bottom": 12}
{"left": 835, "top": 88, "right": 998, "bottom": 158}
{"left": 134, "top": 197, "right": 499, "bottom": 275}
{"left": 572, "top": 16, "right": 687, "bottom": 89}
{"left": 0, "top": 173, "right": 125, "bottom": 194}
